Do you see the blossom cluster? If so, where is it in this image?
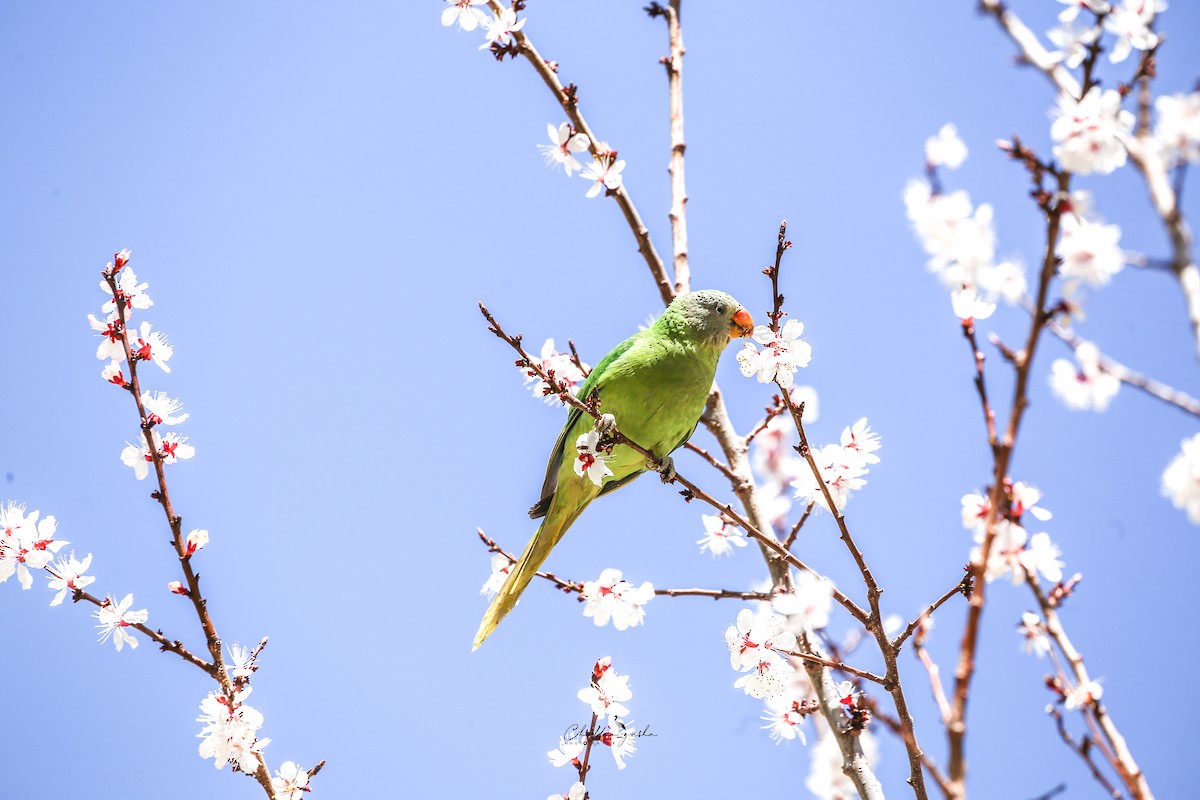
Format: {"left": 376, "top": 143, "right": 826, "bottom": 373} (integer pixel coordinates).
{"left": 546, "top": 656, "right": 638, "bottom": 799}
{"left": 196, "top": 688, "right": 270, "bottom": 773}
{"left": 524, "top": 338, "right": 591, "bottom": 405}
{"left": 696, "top": 513, "right": 748, "bottom": 556}
{"left": 737, "top": 319, "right": 813, "bottom": 389}
{"left": 1049, "top": 0, "right": 1164, "bottom": 66}
{"left": 725, "top": 608, "right": 797, "bottom": 699}
{"left": 904, "top": 141, "right": 1027, "bottom": 318}
{"left": 962, "top": 482, "right": 1065, "bottom": 586}
{"left": 580, "top": 568, "right": 654, "bottom": 631}
{"left": 747, "top": 388, "right": 819, "bottom": 529}
{"left": 791, "top": 418, "right": 882, "bottom": 513}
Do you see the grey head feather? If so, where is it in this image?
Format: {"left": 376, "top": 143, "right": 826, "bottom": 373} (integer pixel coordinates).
{"left": 656, "top": 289, "right": 746, "bottom": 348}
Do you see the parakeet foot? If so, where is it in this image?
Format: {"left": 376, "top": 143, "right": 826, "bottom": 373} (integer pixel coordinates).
{"left": 650, "top": 455, "right": 676, "bottom": 483}
{"left": 596, "top": 413, "right": 617, "bottom": 435}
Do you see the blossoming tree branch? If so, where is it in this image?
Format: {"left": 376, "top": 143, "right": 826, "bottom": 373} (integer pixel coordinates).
{"left": 3, "top": 251, "right": 319, "bottom": 799}
{"left": 440, "top": 0, "right": 1199, "bottom": 799}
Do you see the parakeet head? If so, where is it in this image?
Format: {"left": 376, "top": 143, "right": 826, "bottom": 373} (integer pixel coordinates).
{"left": 659, "top": 289, "right": 754, "bottom": 347}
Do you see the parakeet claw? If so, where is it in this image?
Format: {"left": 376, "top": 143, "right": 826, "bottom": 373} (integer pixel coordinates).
{"left": 596, "top": 413, "right": 617, "bottom": 435}
{"left": 651, "top": 455, "right": 676, "bottom": 483}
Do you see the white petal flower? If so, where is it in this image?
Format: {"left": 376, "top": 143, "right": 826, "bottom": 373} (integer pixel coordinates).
{"left": 441, "top": 0, "right": 489, "bottom": 31}
{"left": 1049, "top": 341, "right": 1120, "bottom": 411}
{"left": 1018, "top": 611, "right": 1052, "bottom": 658}
{"left": 1064, "top": 679, "right": 1103, "bottom": 710}
{"left": 577, "top": 667, "right": 633, "bottom": 718}
{"left": 270, "top": 761, "right": 310, "bottom": 800}
{"left": 141, "top": 391, "right": 189, "bottom": 426}
{"left": 1154, "top": 92, "right": 1200, "bottom": 164}
{"left": 951, "top": 286, "right": 996, "bottom": 322}
{"left": 925, "top": 123, "right": 968, "bottom": 169}
{"left": 581, "top": 157, "right": 625, "bottom": 198}
{"left": 791, "top": 443, "right": 868, "bottom": 512}
{"left": 1051, "top": 87, "right": 1134, "bottom": 175}
{"left": 1046, "top": 20, "right": 1099, "bottom": 69}
{"left": 697, "top": 513, "right": 747, "bottom": 556}
{"left": 737, "top": 320, "right": 812, "bottom": 389}
{"left": 479, "top": 7, "right": 525, "bottom": 49}
{"left": 538, "top": 124, "right": 591, "bottom": 177}
{"left": 581, "top": 568, "right": 654, "bottom": 630}
{"left": 1020, "top": 532, "right": 1065, "bottom": 583}
{"left": 46, "top": 551, "right": 94, "bottom": 606}
{"left": 1102, "top": 0, "right": 1161, "bottom": 64}
{"left": 95, "top": 593, "right": 148, "bottom": 651}
{"left": 89, "top": 312, "right": 127, "bottom": 361}
{"left": 1162, "top": 433, "right": 1200, "bottom": 523}
{"left": 196, "top": 689, "right": 269, "bottom": 772}
{"left": 525, "top": 338, "right": 589, "bottom": 403}
{"left": 1058, "top": 215, "right": 1124, "bottom": 287}
{"left": 101, "top": 266, "right": 153, "bottom": 314}
{"left": 547, "top": 738, "right": 585, "bottom": 768}
{"left": 132, "top": 321, "right": 174, "bottom": 372}
{"left": 480, "top": 552, "right": 512, "bottom": 597}
{"left": 574, "top": 430, "right": 614, "bottom": 487}
{"left": 1056, "top": 0, "right": 1110, "bottom": 23}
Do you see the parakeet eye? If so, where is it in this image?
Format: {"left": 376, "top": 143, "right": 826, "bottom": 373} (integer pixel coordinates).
{"left": 716, "top": 303, "right": 727, "bottom": 315}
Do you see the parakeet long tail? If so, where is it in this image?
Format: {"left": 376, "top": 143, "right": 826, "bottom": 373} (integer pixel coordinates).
{"left": 473, "top": 502, "right": 585, "bottom": 650}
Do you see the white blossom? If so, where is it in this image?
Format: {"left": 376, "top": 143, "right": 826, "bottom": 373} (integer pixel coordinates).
{"left": 270, "top": 761, "right": 309, "bottom": 800}
{"left": 1049, "top": 341, "right": 1120, "bottom": 411}
{"left": 441, "top": 0, "right": 488, "bottom": 31}
{"left": 196, "top": 689, "right": 269, "bottom": 772}
{"left": 580, "top": 568, "right": 654, "bottom": 630}
{"left": 1047, "top": 19, "right": 1100, "bottom": 69}
{"left": 737, "top": 320, "right": 812, "bottom": 389}
{"left": 1162, "top": 433, "right": 1200, "bottom": 523}
{"left": 537, "top": 123, "right": 591, "bottom": 177}
{"left": 94, "top": 593, "right": 148, "bottom": 652}
{"left": 697, "top": 513, "right": 747, "bottom": 556}
{"left": 1154, "top": 92, "right": 1200, "bottom": 164}
{"left": 1051, "top": 87, "right": 1134, "bottom": 175}
{"left": 1058, "top": 215, "right": 1124, "bottom": 287}
{"left": 925, "top": 123, "right": 968, "bottom": 169}
{"left": 1102, "top": 0, "right": 1162, "bottom": 64}
{"left": 581, "top": 157, "right": 625, "bottom": 198}
{"left": 574, "top": 430, "right": 614, "bottom": 487}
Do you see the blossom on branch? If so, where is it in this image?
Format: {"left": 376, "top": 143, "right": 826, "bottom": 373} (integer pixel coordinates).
{"left": 697, "top": 513, "right": 747, "bottom": 556}
{"left": 89, "top": 313, "right": 126, "bottom": 362}
{"left": 120, "top": 431, "right": 196, "bottom": 480}
{"left": 581, "top": 156, "right": 625, "bottom": 198}
{"left": 101, "top": 267, "right": 153, "bottom": 315}
{"left": 1018, "top": 611, "right": 1052, "bottom": 658}
{"left": 141, "top": 391, "right": 189, "bottom": 426}
{"left": 94, "top": 593, "right": 148, "bottom": 651}
{"left": 951, "top": 286, "right": 996, "bottom": 323}
{"left": 736, "top": 320, "right": 812, "bottom": 389}
{"left": 101, "top": 360, "right": 127, "bottom": 387}
{"left": 1047, "top": 20, "right": 1100, "bottom": 69}
{"left": 270, "top": 762, "right": 310, "bottom": 800}
{"left": 46, "top": 551, "right": 95, "bottom": 606}
{"left": 547, "top": 738, "right": 584, "bottom": 768}
{"left": 925, "top": 123, "right": 968, "bottom": 169}
{"left": 1051, "top": 87, "right": 1134, "bottom": 175}
{"left": 0, "top": 507, "right": 67, "bottom": 591}
{"left": 479, "top": 7, "right": 525, "bottom": 50}
{"left": 574, "top": 430, "right": 614, "bottom": 487}
{"left": 196, "top": 689, "right": 269, "bottom": 772}
{"left": 440, "top": 0, "right": 488, "bottom": 31}
{"left": 1102, "top": 0, "right": 1163, "bottom": 64}
{"left": 130, "top": 321, "right": 174, "bottom": 372}
{"left": 525, "top": 338, "right": 589, "bottom": 403}
{"left": 186, "top": 528, "right": 210, "bottom": 555}
{"left": 1154, "top": 91, "right": 1200, "bottom": 165}
{"left": 1162, "top": 432, "right": 1200, "bottom": 523}
{"left": 726, "top": 609, "right": 797, "bottom": 699}
{"left": 1064, "top": 679, "right": 1104, "bottom": 710}
{"left": 580, "top": 568, "right": 654, "bottom": 630}
{"left": 547, "top": 782, "right": 587, "bottom": 800}
{"left": 480, "top": 552, "right": 512, "bottom": 597}
{"left": 791, "top": 443, "right": 868, "bottom": 512}
{"left": 1049, "top": 341, "right": 1120, "bottom": 411}
{"left": 577, "top": 660, "right": 633, "bottom": 718}
{"left": 538, "top": 123, "right": 591, "bottom": 177}
{"left": 1058, "top": 215, "right": 1124, "bottom": 288}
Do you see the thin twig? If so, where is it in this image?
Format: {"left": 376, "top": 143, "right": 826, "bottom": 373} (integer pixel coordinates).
{"left": 778, "top": 649, "right": 886, "bottom": 685}
{"left": 963, "top": 320, "right": 998, "bottom": 447}
{"left": 486, "top": 0, "right": 674, "bottom": 306}
{"left": 872, "top": 703, "right": 955, "bottom": 800}
{"left": 683, "top": 440, "right": 737, "bottom": 481}
{"left": 782, "top": 501, "right": 814, "bottom": 552}
{"left": 478, "top": 528, "right": 771, "bottom": 601}
{"left": 1050, "top": 708, "right": 1124, "bottom": 799}
{"left": 894, "top": 573, "right": 971, "bottom": 650}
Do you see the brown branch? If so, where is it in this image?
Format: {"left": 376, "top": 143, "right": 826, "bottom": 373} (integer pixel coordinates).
{"left": 894, "top": 572, "right": 971, "bottom": 650}
{"left": 782, "top": 501, "right": 814, "bottom": 552}
{"left": 872, "top": 703, "right": 955, "bottom": 800}
{"left": 683, "top": 440, "right": 737, "bottom": 482}
{"left": 104, "top": 267, "right": 277, "bottom": 797}
{"left": 486, "top": 0, "right": 674, "bottom": 306}
{"left": 963, "top": 320, "right": 998, "bottom": 447}
{"left": 1027, "top": 574, "right": 1151, "bottom": 799}
{"left": 744, "top": 395, "right": 787, "bottom": 445}
{"left": 64, "top": 582, "right": 214, "bottom": 673}
{"left": 768, "top": 223, "right": 929, "bottom": 800}
{"left": 478, "top": 528, "right": 770, "bottom": 601}
{"left": 947, "top": 168, "right": 1070, "bottom": 795}
{"left": 567, "top": 339, "right": 591, "bottom": 378}
{"left": 778, "top": 648, "right": 886, "bottom": 685}
{"left": 1050, "top": 708, "right": 1124, "bottom": 799}
{"left": 649, "top": 0, "right": 690, "bottom": 294}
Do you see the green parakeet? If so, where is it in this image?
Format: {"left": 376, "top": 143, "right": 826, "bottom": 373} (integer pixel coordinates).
{"left": 474, "top": 290, "right": 754, "bottom": 649}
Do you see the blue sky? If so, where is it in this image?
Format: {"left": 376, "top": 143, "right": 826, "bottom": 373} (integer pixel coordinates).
{"left": 2, "top": 2, "right": 1198, "bottom": 798}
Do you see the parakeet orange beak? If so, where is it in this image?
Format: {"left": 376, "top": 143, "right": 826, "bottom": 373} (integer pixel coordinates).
{"left": 730, "top": 307, "right": 754, "bottom": 338}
